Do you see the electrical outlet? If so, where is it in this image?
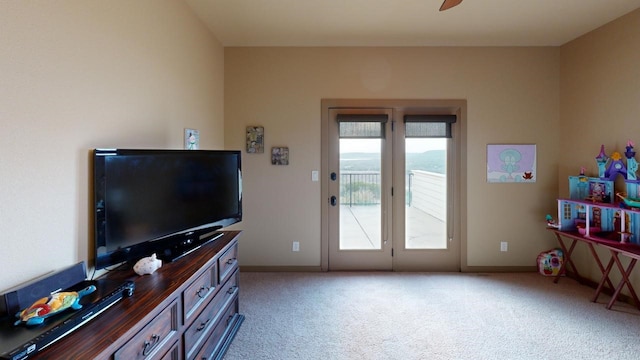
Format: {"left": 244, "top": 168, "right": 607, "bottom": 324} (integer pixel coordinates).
{"left": 292, "top": 241, "right": 300, "bottom": 252}
{"left": 500, "top": 242, "right": 508, "bottom": 252}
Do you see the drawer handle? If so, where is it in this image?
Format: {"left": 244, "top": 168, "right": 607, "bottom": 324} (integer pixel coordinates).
{"left": 142, "top": 334, "right": 161, "bottom": 356}
{"left": 196, "top": 318, "right": 211, "bottom": 332}
{"left": 226, "top": 258, "right": 236, "bottom": 265}
{"left": 196, "top": 286, "right": 210, "bottom": 298}
{"left": 226, "top": 285, "right": 237, "bottom": 295}
{"left": 226, "top": 314, "right": 234, "bottom": 326}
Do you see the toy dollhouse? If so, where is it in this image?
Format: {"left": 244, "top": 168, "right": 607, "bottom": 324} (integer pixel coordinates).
{"left": 556, "top": 141, "right": 640, "bottom": 245}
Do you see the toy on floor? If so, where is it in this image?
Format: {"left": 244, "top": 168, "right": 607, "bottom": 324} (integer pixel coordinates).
{"left": 14, "top": 285, "right": 96, "bottom": 326}
{"left": 537, "top": 249, "right": 564, "bottom": 276}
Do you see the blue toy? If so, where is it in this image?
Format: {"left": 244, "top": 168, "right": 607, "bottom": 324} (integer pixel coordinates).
{"left": 596, "top": 145, "right": 609, "bottom": 178}
{"left": 625, "top": 140, "right": 638, "bottom": 181}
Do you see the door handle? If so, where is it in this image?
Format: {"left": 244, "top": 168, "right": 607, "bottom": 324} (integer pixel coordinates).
{"left": 330, "top": 196, "right": 337, "bottom": 206}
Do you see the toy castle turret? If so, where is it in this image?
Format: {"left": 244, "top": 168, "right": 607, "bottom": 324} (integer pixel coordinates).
{"left": 596, "top": 142, "right": 638, "bottom": 181}
{"left": 626, "top": 140, "right": 638, "bottom": 181}
{"left": 596, "top": 145, "right": 609, "bottom": 178}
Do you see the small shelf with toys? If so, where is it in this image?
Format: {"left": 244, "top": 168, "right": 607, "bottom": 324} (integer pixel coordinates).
{"left": 552, "top": 141, "right": 640, "bottom": 245}
{"left": 546, "top": 141, "right": 640, "bottom": 310}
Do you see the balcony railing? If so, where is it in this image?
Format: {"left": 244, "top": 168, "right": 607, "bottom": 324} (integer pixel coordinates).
{"left": 339, "top": 170, "right": 447, "bottom": 249}
{"left": 340, "top": 172, "right": 381, "bottom": 206}
{"left": 340, "top": 170, "right": 446, "bottom": 221}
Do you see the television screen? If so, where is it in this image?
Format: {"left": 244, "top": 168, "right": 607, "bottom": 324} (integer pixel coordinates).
{"left": 93, "top": 149, "right": 242, "bottom": 270}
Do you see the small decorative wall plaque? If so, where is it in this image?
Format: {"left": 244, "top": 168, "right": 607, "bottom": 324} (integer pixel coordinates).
{"left": 184, "top": 128, "right": 199, "bottom": 150}
{"left": 271, "top": 147, "right": 289, "bottom": 165}
{"left": 246, "top": 126, "right": 264, "bottom": 153}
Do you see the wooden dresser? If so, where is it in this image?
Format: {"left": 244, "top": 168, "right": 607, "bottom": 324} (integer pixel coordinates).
{"left": 37, "top": 231, "right": 243, "bottom": 360}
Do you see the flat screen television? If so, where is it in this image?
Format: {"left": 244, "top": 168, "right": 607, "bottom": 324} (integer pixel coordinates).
{"left": 93, "top": 149, "right": 242, "bottom": 270}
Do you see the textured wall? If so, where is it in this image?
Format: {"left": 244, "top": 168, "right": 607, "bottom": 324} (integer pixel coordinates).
{"left": 224, "top": 46, "right": 561, "bottom": 269}
{"left": 0, "top": 0, "right": 224, "bottom": 292}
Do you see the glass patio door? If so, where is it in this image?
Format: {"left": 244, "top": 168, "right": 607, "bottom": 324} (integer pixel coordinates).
{"left": 327, "top": 109, "right": 393, "bottom": 270}
{"left": 392, "top": 113, "right": 460, "bottom": 271}
{"left": 322, "top": 99, "right": 462, "bottom": 272}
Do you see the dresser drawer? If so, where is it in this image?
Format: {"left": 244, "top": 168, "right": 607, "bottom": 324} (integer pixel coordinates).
{"left": 218, "top": 242, "right": 238, "bottom": 283}
{"left": 184, "top": 270, "right": 239, "bottom": 359}
{"left": 183, "top": 263, "right": 217, "bottom": 324}
{"left": 114, "top": 300, "right": 179, "bottom": 360}
{"left": 159, "top": 340, "right": 180, "bottom": 360}
{"left": 191, "top": 298, "right": 239, "bottom": 360}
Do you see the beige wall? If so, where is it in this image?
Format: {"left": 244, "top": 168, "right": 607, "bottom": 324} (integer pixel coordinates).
{"left": 560, "top": 9, "right": 640, "bottom": 288}
{"left": 224, "top": 47, "right": 561, "bottom": 269}
{"left": 0, "top": 0, "right": 224, "bottom": 292}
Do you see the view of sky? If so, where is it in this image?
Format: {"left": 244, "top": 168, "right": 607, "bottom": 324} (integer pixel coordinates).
{"left": 340, "top": 138, "right": 446, "bottom": 153}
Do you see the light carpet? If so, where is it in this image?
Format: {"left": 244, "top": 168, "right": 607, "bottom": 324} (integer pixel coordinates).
{"left": 223, "top": 272, "right": 640, "bottom": 360}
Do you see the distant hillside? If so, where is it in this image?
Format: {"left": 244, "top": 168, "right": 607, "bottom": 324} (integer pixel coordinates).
{"left": 340, "top": 150, "right": 445, "bottom": 174}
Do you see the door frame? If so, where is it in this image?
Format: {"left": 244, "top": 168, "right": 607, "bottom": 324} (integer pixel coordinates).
{"left": 321, "top": 98, "right": 467, "bottom": 271}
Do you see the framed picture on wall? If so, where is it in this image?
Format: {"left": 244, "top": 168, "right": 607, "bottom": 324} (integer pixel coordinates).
{"left": 185, "top": 128, "right": 199, "bottom": 150}
{"left": 271, "top": 147, "right": 289, "bottom": 165}
{"left": 246, "top": 126, "right": 264, "bottom": 153}
{"left": 487, "top": 144, "right": 536, "bottom": 183}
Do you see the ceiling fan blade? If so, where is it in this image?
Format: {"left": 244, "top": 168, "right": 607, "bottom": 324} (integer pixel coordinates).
{"left": 440, "top": 0, "right": 463, "bottom": 11}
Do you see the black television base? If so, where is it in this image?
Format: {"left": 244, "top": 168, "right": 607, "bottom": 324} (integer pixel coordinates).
{"left": 160, "top": 231, "right": 225, "bottom": 263}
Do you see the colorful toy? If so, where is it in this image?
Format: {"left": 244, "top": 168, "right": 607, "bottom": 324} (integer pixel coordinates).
{"left": 545, "top": 214, "right": 559, "bottom": 228}
{"left": 616, "top": 192, "right": 640, "bottom": 209}
{"left": 537, "top": 249, "right": 564, "bottom": 276}
{"left": 554, "top": 141, "right": 640, "bottom": 244}
{"left": 626, "top": 140, "right": 638, "bottom": 181}
{"left": 14, "top": 285, "right": 96, "bottom": 326}
{"left": 568, "top": 176, "right": 613, "bottom": 203}
{"left": 595, "top": 145, "right": 609, "bottom": 178}
{"left": 595, "top": 141, "right": 639, "bottom": 182}
{"left": 605, "top": 151, "right": 628, "bottom": 181}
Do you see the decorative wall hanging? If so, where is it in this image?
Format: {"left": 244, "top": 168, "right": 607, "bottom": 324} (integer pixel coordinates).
{"left": 246, "top": 126, "right": 264, "bottom": 153}
{"left": 271, "top": 147, "right": 289, "bottom": 165}
{"left": 487, "top": 144, "right": 536, "bottom": 183}
{"left": 184, "top": 128, "right": 199, "bottom": 150}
